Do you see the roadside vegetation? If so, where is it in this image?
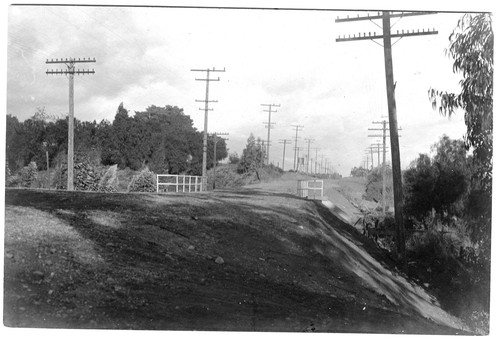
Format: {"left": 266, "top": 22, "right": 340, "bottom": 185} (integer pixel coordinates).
{"left": 348, "top": 14, "right": 492, "bottom": 333}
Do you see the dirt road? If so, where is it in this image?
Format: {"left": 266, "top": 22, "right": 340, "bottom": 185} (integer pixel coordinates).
{"left": 4, "top": 186, "right": 469, "bottom": 333}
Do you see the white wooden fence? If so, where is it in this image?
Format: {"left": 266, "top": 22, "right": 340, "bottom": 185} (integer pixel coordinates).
{"left": 297, "top": 179, "right": 324, "bottom": 200}
{"left": 157, "top": 174, "right": 204, "bottom": 193}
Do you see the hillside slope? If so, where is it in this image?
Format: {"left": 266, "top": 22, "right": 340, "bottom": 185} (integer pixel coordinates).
{"left": 4, "top": 188, "right": 469, "bottom": 333}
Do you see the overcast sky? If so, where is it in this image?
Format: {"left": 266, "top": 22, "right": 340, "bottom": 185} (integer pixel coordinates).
{"left": 5, "top": 1, "right": 490, "bottom": 176}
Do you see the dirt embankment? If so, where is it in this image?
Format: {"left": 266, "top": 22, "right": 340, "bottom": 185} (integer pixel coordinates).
{"left": 4, "top": 187, "right": 469, "bottom": 333}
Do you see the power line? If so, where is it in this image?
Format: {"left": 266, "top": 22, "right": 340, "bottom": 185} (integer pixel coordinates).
{"left": 46, "top": 57, "right": 96, "bottom": 191}
{"left": 191, "top": 67, "right": 225, "bottom": 191}
{"left": 262, "top": 103, "right": 280, "bottom": 165}
{"left": 336, "top": 10, "right": 438, "bottom": 271}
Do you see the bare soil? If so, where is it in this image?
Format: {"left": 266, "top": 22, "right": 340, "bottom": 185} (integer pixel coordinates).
{"left": 3, "top": 180, "right": 471, "bottom": 333}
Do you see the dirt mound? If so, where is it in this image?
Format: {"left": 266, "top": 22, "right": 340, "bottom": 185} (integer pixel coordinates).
{"left": 4, "top": 189, "right": 469, "bottom": 333}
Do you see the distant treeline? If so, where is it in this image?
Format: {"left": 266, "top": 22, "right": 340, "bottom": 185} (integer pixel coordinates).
{"left": 6, "top": 103, "right": 228, "bottom": 175}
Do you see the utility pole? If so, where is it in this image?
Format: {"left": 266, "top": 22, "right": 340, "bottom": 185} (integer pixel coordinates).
{"left": 211, "top": 132, "right": 229, "bottom": 190}
{"left": 369, "top": 119, "right": 401, "bottom": 214}
{"left": 278, "top": 139, "right": 291, "bottom": 171}
{"left": 304, "top": 138, "right": 314, "bottom": 174}
{"left": 371, "top": 141, "right": 383, "bottom": 166}
{"left": 291, "top": 125, "right": 304, "bottom": 171}
{"left": 46, "top": 57, "right": 96, "bottom": 191}
{"left": 365, "top": 148, "right": 374, "bottom": 170}
{"left": 336, "top": 10, "right": 437, "bottom": 270}
{"left": 296, "top": 147, "right": 304, "bottom": 172}
{"left": 313, "top": 148, "right": 320, "bottom": 174}
{"left": 191, "top": 67, "right": 225, "bottom": 191}
{"left": 262, "top": 104, "right": 280, "bottom": 165}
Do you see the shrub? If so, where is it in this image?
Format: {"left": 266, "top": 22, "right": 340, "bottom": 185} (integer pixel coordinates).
{"left": 19, "top": 162, "right": 38, "bottom": 187}
{"left": 74, "top": 162, "right": 101, "bottom": 191}
{"left": 207, "top": 164, "right": 248, "bottom": 189}
{"left": 98, "top": 165, "right": 119, "bottom": 193}
{"left": 128, "top": 167, "right": 157, "bottom": 192}
{"left": 228, "top": 152, "right": 240, "bottom": 164}
{"left": 364, "top": 165, "right": 393, "bottom": 202}
{"left": 54, "top": 161, "right": 101, "bottom": 191}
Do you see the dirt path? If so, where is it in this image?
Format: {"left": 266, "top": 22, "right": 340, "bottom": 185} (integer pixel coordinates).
{"left": 4, "top": 188, "right": 469, "bottom": 333}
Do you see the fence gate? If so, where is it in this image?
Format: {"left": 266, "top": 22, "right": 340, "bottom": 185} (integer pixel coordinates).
{"left": 157, "top": 174, "right": 204, "bottom": 193}
{"left": 297, "top": 179, "right": 324, "bottom": 200}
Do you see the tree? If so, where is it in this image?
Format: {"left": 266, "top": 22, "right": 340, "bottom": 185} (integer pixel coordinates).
{"left": 428, "top": 13, "right": 493, "bottom": 195}
{"left": 228, "top": 152, "right": 240, "bottom": 164}
{"left": 403, "top": 136, "right": 471, "bottom": 220}
{"left": 350, "top": 166, "right": 368, "bottom": 177}
{"left": 403, "top": 154, "right": 439, "bottom": 220}
{"left": 238, "top": 134, "right": 266, "bottom": 180}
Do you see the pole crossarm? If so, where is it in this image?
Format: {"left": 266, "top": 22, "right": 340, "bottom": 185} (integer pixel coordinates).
{"left": 46, "top": 57, "right": 96, "bottom": 63}
{"left": 368, "top": 134, "right": 402, "bottom": 137}
{"left": 336, "top": 29, "right": 437, "bottom": 42}
{"left": 46, "top": 69, "right": 95, "bottom": 75}
{"left": 191, "top": 67, "right": 226, "bottom": 72}
{"left": 335, "top": 11, "right": 437, "bottom": 23}
{"left": 195, "top": 78, "right": 221, "bottom": 81}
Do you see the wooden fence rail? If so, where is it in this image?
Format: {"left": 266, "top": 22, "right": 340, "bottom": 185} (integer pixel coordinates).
{"left": 157, "top": 174, "right": 204, "bottom": 193}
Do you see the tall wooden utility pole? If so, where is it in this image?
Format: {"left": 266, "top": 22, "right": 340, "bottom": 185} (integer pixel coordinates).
{"left": 291, "top": 124, "right": 303, "bottom": 171}
{"left": 46, "top": 57, "right": 96, "bottom": 191}
{"left": 336, "top": 10, "right": 437, "bottom": 270}
{"left": 313, "top": 147, "right": 320, "bottom": 174}
{"left": 191, "top": 67, "right": 225, "bottom": 191}
{"left": 211, "top": 132, "right": 229, "bottom": 190}
{"left": 296, "top": 147, "right": 304, "bottom": 172}
{"left": 371, "top": 142, "right": 383, "bottom": 167}
{"left": 278, "top": 139, "right": 291, "bottom": 171}
{"left": 369, "top": 119, "right": 401, "bottom": 214}
{"left": 365, "top": 148, "right": 374, "bottom": 170}
{"left": 262, "top": 104, "right": 280, "bottom": 165}
{"left": 304, "top": 138, "right": 314, "bottom": 174}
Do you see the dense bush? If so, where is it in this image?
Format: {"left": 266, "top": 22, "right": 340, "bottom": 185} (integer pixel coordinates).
{"left": 207, "top": 164, "right": 248, "bottom": 189}
{"left": 128, "top": 167, "right": 157, "bottom": 192}
{"left": 53, "top": 161, "right": 101, "bottom": 191}
{"left": 403, "top": 136, "right": 470, "bottom": 220}
{"left": 364, "top": 165, "right": 393, "bottom": 203}
{"left": 350, "top": 166, "right": 368, "bottom": 177}
{"left": 228, "top": 152, "right": 240, "bottom": 165}
{"left": 21, "top": 162, "right": 38, "bottom": 187}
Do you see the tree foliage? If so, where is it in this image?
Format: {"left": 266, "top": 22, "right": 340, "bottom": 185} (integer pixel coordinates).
{"left": 128, "top": 167, "right": 157, "bottom": 193}
{"left": 237, "top": 134, "right": 266, "bottom": 180}
{"left": 403, "top": 136, "right": 471, "bottom": 220}
{"left": 428, "top": 13, "right": 493, "bottom": 195}
{"left": 5, "top": 103, "right": 228, "bottom": 179}
{"left": 350, "top": 166, "right": 369, "bottom": 177}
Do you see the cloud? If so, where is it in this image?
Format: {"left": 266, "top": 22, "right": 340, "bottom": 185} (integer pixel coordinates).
{"left": 6, "top": 6, "right": 470, "bottom": 177}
